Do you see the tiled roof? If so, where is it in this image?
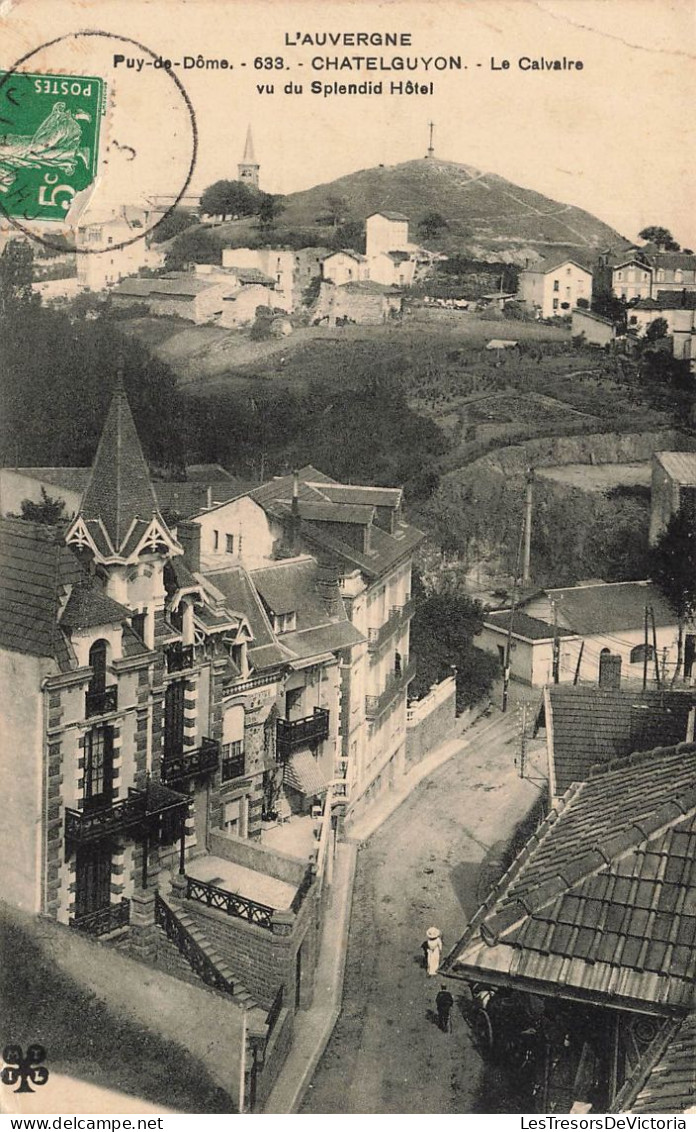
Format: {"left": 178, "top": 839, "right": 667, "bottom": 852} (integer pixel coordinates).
{"left": 629, "top": 1014, "right": 696, "bottom": 1113}
{"left": 528, "top": 581, "right": 677, "bottom": 636}
{"left": 527, "top": 257, "right": 592, "bottom": 275}
{"left": 655, "top": 452, "right": 696, "bottom": 486}
{"left": 281, "top": 619, "right": 364, "bottom": 661}
{"left": 341, "top": 280, "right": 402, "bottom": 294}
{"left": 308, "top": 483, "right": 402, "bottom": 510}
{"left": 642, "top": 249, "right": 696, "bottom": 271}
{"left": 226, "top": 266, "right": 275, "bottom": 286}
{"left": 368, "top": 211, "right": 409, "bottom": 221}
{"left": 284, "top": 750, "right": 328, "bottom": 795}
{"left": 60, "top": 583, "right": 131, "bottom": 630}
{"left": 249, "top": 467, "right": 329, "bottom": 509}
{"left": 155, "top": 481, "right": 245, "bottom": 518}
{"left": 484, "top": 610, "right": 576, "bottom": 641}
{"left": 251, "top": 559, "right": 349, "bottom": 631}
{"left": 301, "top": 517, "right": 423, "bottom": 581}
{"left": 297, "top": 500, "right": 374, "bottom": 525}
{"left": 635, "top": 291, "right": 696, "bottom": 312}
{"left": 5, "top": 467, "right": 90, "bottom": 492}
{"left": 203, "top": 565, "right": 276, "bottom": 649}
{"left": 79, "top": 386, "right": 168, "bottom": 553}
{"left": 447, "top": 743, "right": 696, "bottom": 1013}
{"left": 0, "top": 518, "right": 84, "bottom": 666}
{"left": 322, "top": 249, "right": 367, "bottom": 262}
{"left": 545, "top": 686, "right": 696, "bottom": 796}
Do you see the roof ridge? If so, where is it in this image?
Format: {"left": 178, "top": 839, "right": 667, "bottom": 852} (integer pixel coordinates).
{"left": 589, "top": 741, "right": 696, "bottom": 780}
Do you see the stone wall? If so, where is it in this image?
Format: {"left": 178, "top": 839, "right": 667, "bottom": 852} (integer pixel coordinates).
{"left": 209, "top": 830, "right": 307, "bottom": 886}
{"left": 405, "top": 676, "right": 457, "bottom": 770}
{"left": 182, "top": 883, "right": 318, "bottom": 1010}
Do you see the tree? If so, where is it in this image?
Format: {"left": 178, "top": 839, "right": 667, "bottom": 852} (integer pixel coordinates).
{"left": 0, "top": 239, "right": 39, "bottom": 319}
{"left": 649, "top": 509, "right": 696, "bottom": 683}
{"left": 638, "top": 226, "right": 680, "bottom": 252}
{"left": 645, "top": 317, "right": 669, "bottom": 342}
{"left": 199, "top": 179, "right": 259, "bottom": 220}
{"left": 409, "top": 586, "right": 498, "bottom": 710}
{"left": 17, "top": 488, "right": 67, "bottom": 525}
{"left": 164, "top": 227, "right": 224, "bottom": 270}
{"left": 322, "top": 194, "right": 348, "bottom": 228}
{"left": 329, "top": 219, "right": 365, "bottom": 253}
{"left": 418, "top": 210, "right": 448, "bottom": 240}
{"left": 302, "top": 275, "right": 322, "bottom": 307}
{"left": 150, "top": 209, "right": 198, "bottom": 244}
{"left": 257, "top": 193, "right": 285, "bottom": 231}
{"left": 591, "top": 287, "right": 627, "bottom": 330}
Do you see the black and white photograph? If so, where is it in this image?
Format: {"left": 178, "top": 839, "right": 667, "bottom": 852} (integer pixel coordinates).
{"left": 0, "top": 0, "right": 695, "bottom": 1119}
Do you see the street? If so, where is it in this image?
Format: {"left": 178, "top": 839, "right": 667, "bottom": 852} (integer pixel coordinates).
{"left": 300, "top": 712, "right": 547, "bottom": 1113}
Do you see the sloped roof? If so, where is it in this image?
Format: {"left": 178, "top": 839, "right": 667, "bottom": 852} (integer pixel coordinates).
{"left": 308, "top": 483, "right": 402, "bottom": 510}
{"left": 284, "top": 750, "right": 327, "bottom": 795}
{"left": 4, "top": 467, "right": 90, "bottom": 492}
{"left": 225, "top": 266, "right": 275, "bottom": 286}
{"left": 544, "top": 685, "right": 696, "bottom": 796}
{"left": 342, "top": 280, "right": 402, "bottom": 294}
{"left": 79, "top": 386, "right": 170, "bottom": 554}
{"left": 281, "top": 619, "right": 364, "bottom": 661}
{"left": 629, "top": 1014, "right": 696, "bottom": 1113}
{"left": 642, "top": 249, "right": 696, "bottom": 271}
{"left": 60, "top": 583, "right": 131, "bottom": 630}
{"left": 297, "top": 500, "right": 374, "bottom": 525}
{"left": 528, "top": 581, "right": 678, "bottom": 636}
{"left": 323, "top": 249, "right": 367, "bottom": 263}
{"left": 635, "top": 291, "right": 696, "bottom": 312}
{"left": 655, "top": 452, "right": 696, "bottom": 486}
{"left": 484, "top": 609, "right": 576, "bottom": 642}
{"left": 446, "top": 743, "right": 696, "bottom": 1013}
{"left": 0, "top": 518, "right": 84, "bottom": 665}
{"left": 368, "top": 211, "right": 409, "bottom": 221}
{"left": 251, "top": 558, "right": 349, "bottom": 631}
{"left": 526, "top": 256, "right": 592, "bottom": 276}
{"left": 300, "top": 516, "right": 424, "bottom": 580}
{"left": 249, "top": 466, "right": 329, "bottom": 510}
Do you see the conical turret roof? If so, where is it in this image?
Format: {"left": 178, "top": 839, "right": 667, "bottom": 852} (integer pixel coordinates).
{"left": 79, "top": 385, "right": 164, "bottom": 553}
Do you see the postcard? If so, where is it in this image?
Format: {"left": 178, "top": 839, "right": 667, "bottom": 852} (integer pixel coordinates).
{"left": 1, "top": 0, "right": 695, "bottom": 1120}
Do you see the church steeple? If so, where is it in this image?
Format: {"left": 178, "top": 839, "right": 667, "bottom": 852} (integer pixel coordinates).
{"left": 66, "top": 383, "right": 180, "bottom": 566}
{"left": 238, "top": 125, "right": 260, "bottom": 189}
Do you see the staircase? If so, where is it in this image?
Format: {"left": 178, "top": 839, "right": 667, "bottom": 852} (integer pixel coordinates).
{"left": 154, "top": 891, "right": 259, "bottom": 1013}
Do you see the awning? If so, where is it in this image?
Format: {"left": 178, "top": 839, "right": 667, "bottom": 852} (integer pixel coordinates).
{"left": 284, "top": 750, "right": 327, "bottom": 796}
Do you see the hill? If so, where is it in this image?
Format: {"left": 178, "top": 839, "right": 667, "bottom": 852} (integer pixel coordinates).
{"left": 212, "top": 158, "right": 630, "bottom": 264}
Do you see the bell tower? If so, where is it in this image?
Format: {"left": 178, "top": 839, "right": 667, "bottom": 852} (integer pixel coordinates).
{"left": 238, "top": 125, "right": 260, "bottom": 189}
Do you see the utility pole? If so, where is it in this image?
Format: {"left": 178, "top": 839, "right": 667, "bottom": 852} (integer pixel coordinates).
{"left": 642, "top": 604, "right": 649, "bottom": 692}
{"left": 518, "top": 700, "right": 528, "bottom": 778}
{"left": 522, "top": 467, "right": 534, "bottom": 588}
{"left": 551, "top": 599, "right": 560, "bottom": 683}
{"left": 426, "top": 120, "right": 435, "bottom": 159}
{"left": 502, "top": 521, "right": 526, "bottom": 713}
{"left": 650, "top": 606, "right": 661, "bottom": 687}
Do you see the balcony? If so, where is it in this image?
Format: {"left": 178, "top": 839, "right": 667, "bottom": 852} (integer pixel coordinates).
{"left": 165, "top": 643, "right": 194, "bottom": 674}
{"left": 221, "top": 745, "right": 246, "bottom": 783}
{"left": 70, "top": 898, "right": 130, "bottom": 937}
{"left": 65, "top": 782, "right": 189, "bottom": 845}
{"left": 85, "top": 684, "right": 118, "bottom": 718}
{"left": 365, "top": 657, "right": 417, "bottom": 720}
{"left": 276, "top": 707, "right": 330, "bottom": 761}
{"left": 161, "top": 738, "right": 219, "bottom": 786}
{"left": 366, "top": 595, "right": 417, "bottom": 653}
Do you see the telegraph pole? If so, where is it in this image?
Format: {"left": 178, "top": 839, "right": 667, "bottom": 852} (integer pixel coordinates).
{"left": 502, "top": 521, "right": 526, "bottom": 713}
{"left": 642, "top": 605, "right": 649, "bottom": 692}
{"left": 551, "top": 599, "right": 560, "bottom": 683}
{"left": 522, "top": 467, "right": 534, "bottom": 587}
{"left": 518, "top": 700, "right": 528, "bottom": 778}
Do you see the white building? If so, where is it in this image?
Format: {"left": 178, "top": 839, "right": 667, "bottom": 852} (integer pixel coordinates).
{"left": 517, "top": 258, "right": 593, "bottom": 319}
{"left": 321, "top": 250, "right": 369, "bottom": 287}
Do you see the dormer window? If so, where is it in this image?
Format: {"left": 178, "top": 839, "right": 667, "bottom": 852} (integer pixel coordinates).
{"left": 273, "top": 611, "right": 296, "bottom": 634}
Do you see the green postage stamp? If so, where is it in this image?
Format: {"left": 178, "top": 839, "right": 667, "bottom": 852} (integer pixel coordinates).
{"left": 0, "top": 71, "right": 105, "bottom": 222}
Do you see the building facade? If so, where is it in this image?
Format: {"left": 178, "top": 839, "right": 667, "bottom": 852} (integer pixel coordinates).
{"left": 517, "top": 258, "right": 593, "bottom": 319}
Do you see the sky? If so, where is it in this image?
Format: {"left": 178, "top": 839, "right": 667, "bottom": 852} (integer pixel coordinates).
{"left": 1, "top": 0, "right": 694, "bottom": 248}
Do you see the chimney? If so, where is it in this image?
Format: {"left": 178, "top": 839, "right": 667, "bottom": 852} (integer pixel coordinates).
{"left": 316, "top": 557, "right": 342, "bottom": 618}
{"left": 176, "top": 520, "right": 201, "bottom": 572}
{"left": 206, "top": 485, "right": 213, "bottom": 509}
{"left": 290, "top": 469, "right": 300, "bottom": 552}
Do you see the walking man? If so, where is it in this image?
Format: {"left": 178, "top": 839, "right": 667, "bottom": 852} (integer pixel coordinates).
{"left": 436, "top": 984, "right": 454, "bottom": 1033}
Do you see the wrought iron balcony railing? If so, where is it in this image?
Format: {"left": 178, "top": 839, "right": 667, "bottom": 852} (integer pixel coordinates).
{"left": 70, "top": 898, "right": 131, "bottom": 937}
{"left": 85, "top": 684, "right": 118, "bottom": 717}
{"left": 65, "top": 783, "right": 188, "bottom": 845}
{"left": 276, "top": 707, "right": 330, "bottom": 761}
{"left": 366, "top": 595, "right": 416, "bottom": 652}
{"left": 186, "top": 876, "right": 275, "bottom": 930}
{"left": 155, "top": 892, "right": 236, "bottom": 997}
{"left": 161, "top": 738, "right": 219, "bottom": 786}
{"left": 365, "top": 657, "right": 417, "bottom": 720}
{"left": 221, "top": 748, "right": 246, "bottom": 782}
{"left": 165, "top": 643, "right": 195, "bottom": 674}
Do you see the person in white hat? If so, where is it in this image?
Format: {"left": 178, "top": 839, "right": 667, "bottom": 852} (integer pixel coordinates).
{"left": 425, "top": 926, "right": 443, "bottom": 976}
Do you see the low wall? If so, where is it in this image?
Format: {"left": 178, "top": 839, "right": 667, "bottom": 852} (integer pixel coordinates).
{"left": 405, "top": 676, "right": 457, "bottom": 770}
{"left": 252, "top": 1008, "right": 294, "bottom": 1111}
{"left": 183, "top": 882, "right": 318, "bottom": 1011}
{"left": 209, "top": 830, "right": 307, "bottom": 886}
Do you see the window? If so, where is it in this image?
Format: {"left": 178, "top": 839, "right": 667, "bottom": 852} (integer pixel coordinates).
{"left": 657, "top": 270, "right": 665, "bottom": 283}
{"left": 273, "top": 611, "right": 296, "bottom": 634}
{"left": 553, "top": 280, "right": 559, "bottom": 292}
{"left": 164, "top": 679, "right": 185, "bottom": 759}
{"left": 566, "top": 267, "right": 571, "bottom": 276}
{"left": 84, "top": 726, "right": 114, "bottom": 810}
{"left": 226, "top": 533, "right": 234, "bottom": 554}
{"left": 131, "top": 612, "right": 146, "bottom": 641}
{"left": 675, "top": 270, "right": 683, "bottom": 283}
{"left": 213, "top": 530, "right": 220, "bottom": 551}
{"left": 616, "top": 272, "right": 623, "bottom": 281}
{"left": 88, "top": 639, "right": 107, "bottom": 693}
{"left": 630, "top": 644, "right": 655, "bottom": 665}
{"left": 552, "top": 298, "right": 559, "bottom": 310}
